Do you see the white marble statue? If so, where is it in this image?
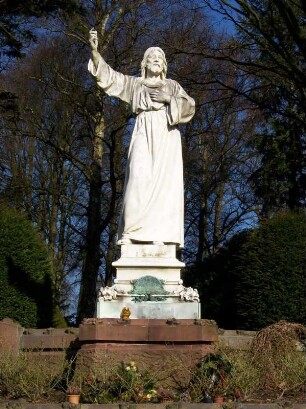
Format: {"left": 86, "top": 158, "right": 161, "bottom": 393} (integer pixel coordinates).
{"left": 89, "top": 29, "right": 195, "bottom": 247}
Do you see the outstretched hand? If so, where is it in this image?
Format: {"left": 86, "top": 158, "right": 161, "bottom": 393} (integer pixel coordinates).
{"left": 149, "top": 89, "right": 171, "bottom": 104}
{"left": 89, "top": 28, "right": 98, "bottom": 51}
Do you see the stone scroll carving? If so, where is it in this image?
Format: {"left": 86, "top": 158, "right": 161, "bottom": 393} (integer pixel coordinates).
{"left": 98, "top": 286, "right": 125, "bottom": 301}
{"left": 173, "top": 285, "right": 200, "bottom": 302}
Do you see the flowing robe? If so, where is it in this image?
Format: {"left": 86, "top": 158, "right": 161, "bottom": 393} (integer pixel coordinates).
{"left": 88, "top": 57, "right": 195, "bottom": 247}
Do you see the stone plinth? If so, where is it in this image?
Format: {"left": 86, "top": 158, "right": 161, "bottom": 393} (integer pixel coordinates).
{"left": 78, "top": 318, "right": 217, "bottom": 376}
{"left": 113, "top": 244, "right": 184, "bottom": 293}
{"left": 97, "top": 300, "right": 200, "bottom": 319}
{"left": 97, "top": 243, "right": 201, "bottom": 319}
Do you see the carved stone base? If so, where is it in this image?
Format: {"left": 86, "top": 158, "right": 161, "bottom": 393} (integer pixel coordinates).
{"left": 97, "top": 243, "right": 201, "bottom": 319}
{"left": 112, "top": 243, "right": 183, "bottom": 293}
{"left": 96, "top": 300, "right": 200, "bottom": 319}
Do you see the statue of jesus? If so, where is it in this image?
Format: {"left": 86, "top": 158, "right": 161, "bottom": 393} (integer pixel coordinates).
{"left": 89, "top": 29, "right": 195, "bottom": 247}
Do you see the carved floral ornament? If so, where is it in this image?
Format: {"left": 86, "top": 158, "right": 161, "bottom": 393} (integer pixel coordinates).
{"left": 98, "top": 276, "right": 199, "bottom": 303}
{"left": 174, "top": 285, "right": 200, "bottom": 302}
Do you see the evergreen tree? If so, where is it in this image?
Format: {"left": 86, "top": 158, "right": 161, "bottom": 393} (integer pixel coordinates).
{"left": 252, "top": 117, "right": 306, "bottom": 214}
{"left": 235, "top": 211, "right": 306, "bottom": 329}
{"left": 190, "top": 230, "right": 250, "bottom": 329}
{"left": 0, "top": 203, "right": 53, "bottom": 327}
{"left": 198, "top": 211, "right": 306, "bottom": 330}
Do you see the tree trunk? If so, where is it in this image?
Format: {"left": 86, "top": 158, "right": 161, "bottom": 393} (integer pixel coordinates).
{"left": 77, "top": 112, "right": 104, "bottom": 323}
{"left": 196, "top": 146, "right": 209, "bottom": 266}
{"left": 213, "top": 179, "right": 226, "bottom": 254}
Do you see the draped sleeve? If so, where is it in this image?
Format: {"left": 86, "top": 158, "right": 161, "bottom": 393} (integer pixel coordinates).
{"left": 166, "top": 80, "right": 195, "bottom": 126}
{"left": 88, "top": 56, "right": 135, "bottom": 104}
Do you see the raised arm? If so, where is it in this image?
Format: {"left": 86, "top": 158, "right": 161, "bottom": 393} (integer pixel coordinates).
{"left": 88, "top": 28, "right": 135, "bottom": 104}
{"left": 89, "top": 28, "right": 103, "bottom": 70}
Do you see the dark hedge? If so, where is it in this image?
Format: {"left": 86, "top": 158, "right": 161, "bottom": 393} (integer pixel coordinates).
{"left": 235, "top": 210, "right": 306, "bottom": 329}
{"left": 0, "top": 204, "right": 53, "bottom": 327}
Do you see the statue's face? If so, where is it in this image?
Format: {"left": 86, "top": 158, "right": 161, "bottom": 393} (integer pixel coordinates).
{"left": 145, "top": 50, "right": 164, "bottom": 76}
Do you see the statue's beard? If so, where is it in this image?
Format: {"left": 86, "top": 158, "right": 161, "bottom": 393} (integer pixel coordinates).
{"left": 146, "top": 65, "right": 162, "bottom": 76}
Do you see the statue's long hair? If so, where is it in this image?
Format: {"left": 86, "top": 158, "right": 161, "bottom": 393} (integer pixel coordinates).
{"left": 141, "top": 47, "right": 167, "bottom": 80}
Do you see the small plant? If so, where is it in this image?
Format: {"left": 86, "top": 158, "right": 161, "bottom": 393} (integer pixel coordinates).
{"left": 81, "top": 361, "right": 159, "bottom": 404}
{"left": 189, "top": 353, "right": 231, "bottom": 402}
{"left": 82, "top": 373, "right": 115, "bottom": 404}
{"left": 67, "top": 382, "right": 81, "bottom": 395}
{"left": 221, "top": 348, "right": 261, "bottom": 401}
{"left": 110, "top": 361, "right": 157, "bottom": 402}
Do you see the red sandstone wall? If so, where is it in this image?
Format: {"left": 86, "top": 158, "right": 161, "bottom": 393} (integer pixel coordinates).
{"left": 0, "top": 318, "right": 23, "bottom": 353}
{"left": 0, "top": 317, "right": 256, "bottom": 376}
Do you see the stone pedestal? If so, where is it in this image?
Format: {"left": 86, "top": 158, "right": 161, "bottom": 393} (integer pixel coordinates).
{"left": 113, "top": 243, "right": 183, "bottom": 293}
{"left": 78, "top": 318, "right": 217, "bottom": 376}
{"left": 97, "top": 300, "right": 200, "bottom": 319}
{"left": 97, "top": 243, "right": 200, "bottom": 320}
